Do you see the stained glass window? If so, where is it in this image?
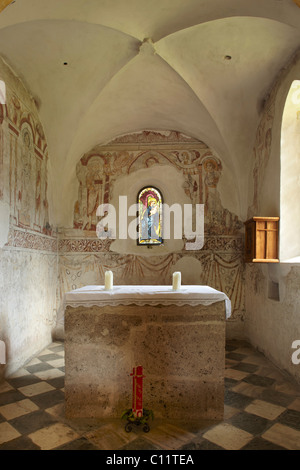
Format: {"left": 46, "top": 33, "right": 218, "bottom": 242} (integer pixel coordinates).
{"left": 138, "top": 186, "right": 163, "bottom": 246}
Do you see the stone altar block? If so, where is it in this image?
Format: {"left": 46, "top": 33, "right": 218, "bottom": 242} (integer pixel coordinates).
{"left": 64, "top": 285, "right": 231, "bottom": 421}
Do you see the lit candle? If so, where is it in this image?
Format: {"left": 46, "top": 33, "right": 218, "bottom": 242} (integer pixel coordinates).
{"left": 172, "top": 271, "right": 181, "bottom": 291}
{"left": 105, "top": 270, "right": 113, "bottom": 290}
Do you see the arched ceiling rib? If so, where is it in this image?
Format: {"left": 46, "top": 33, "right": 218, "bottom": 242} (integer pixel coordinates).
{"left": 64, "top": 49, "right": 227, "bottom": 168}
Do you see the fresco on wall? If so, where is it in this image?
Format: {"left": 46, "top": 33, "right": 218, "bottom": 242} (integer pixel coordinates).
{"left": 0, "top": 65, "right": 58, "bottom": 372}
{"left": 248, "top": 68, "right": 281, "bottom": 218}
{"left": 0, "top": 89, "right": 54, "bottom": 249}
{"left": 250, "top": 113, "right": 273, "bottom": 217}
{"left": 56, "top": 131, "right": 245, "bottom": 328}
{"left": 73, "top": 132, "right": 242, "bottom": 237}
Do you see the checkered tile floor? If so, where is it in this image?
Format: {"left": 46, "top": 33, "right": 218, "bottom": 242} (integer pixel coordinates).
{"left": 0, "top": 339, "right": 300, "bottom": 450}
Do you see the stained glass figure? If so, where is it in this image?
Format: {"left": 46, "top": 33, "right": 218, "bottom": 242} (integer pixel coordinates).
{"left": 138, "top": 186, "right": 163, "bottom": 245}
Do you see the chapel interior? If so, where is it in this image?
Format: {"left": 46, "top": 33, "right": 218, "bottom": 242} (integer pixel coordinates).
{"left": 0, "top": 0, "right": 300, "bottom": 451}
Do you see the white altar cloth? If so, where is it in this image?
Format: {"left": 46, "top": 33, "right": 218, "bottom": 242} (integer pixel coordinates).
{"left": 64, "top": 285, "right": 231, "bottom": 319}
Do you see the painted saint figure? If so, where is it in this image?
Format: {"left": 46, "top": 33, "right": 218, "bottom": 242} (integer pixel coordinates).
{"left": 141, "top": 196, "right": 160, "bottom": 240}
{"left": 138, "top": 187, "right": 163, "bottom": 245}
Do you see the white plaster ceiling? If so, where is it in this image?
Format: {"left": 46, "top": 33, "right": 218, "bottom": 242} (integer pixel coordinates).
{"left": 0, "top": 0, "right": 300, "bottom": 223}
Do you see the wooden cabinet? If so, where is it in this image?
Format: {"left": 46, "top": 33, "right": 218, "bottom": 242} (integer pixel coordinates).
{"left": 244, "top": 217, "right": 279, "bottom": 263}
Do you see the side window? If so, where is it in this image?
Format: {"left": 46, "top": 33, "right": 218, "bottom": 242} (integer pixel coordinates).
{"left": 280, "top": 80, "right": 300, "bottom": 262}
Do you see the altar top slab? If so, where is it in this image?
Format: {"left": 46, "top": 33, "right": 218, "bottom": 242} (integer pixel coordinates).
{"left": 64, "top": 285, "right": 231, "bottom": 319}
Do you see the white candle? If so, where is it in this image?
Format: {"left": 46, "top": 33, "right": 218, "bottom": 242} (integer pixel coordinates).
{"left": 105, "top": 270, "right": 113, "bottom": 290}
{"left": 0, "top": 340, "right": 6, "bottom": 364}
{"left": 172, "top": 271, "right": 181, "bottom": 291}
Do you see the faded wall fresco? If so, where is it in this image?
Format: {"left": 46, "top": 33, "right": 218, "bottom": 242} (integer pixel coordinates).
{"left": 73, "top": 131, "right": 241, "bottom": 235}
{"left": 247, "top": 64, "right": 283, "bottom": 218}
{"left": 57, "top": 131, "right": 245, "bottom": 335}
{"left": 0, "top": 94, "right": 52, "bottom": 237}
{"left": 248, "top": 105, "right": 274, "bottom": 218}
{"left": 0, "top": 60, "right": 57, "bottom": 377}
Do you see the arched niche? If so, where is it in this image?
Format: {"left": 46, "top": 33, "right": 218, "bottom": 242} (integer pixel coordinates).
{"left": 280, "top": 80, "right": 300, "bottom": 262}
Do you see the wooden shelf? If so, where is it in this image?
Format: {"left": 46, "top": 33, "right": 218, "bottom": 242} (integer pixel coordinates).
{"left": 244, "top": 217, "right": 279, "bottom": 263}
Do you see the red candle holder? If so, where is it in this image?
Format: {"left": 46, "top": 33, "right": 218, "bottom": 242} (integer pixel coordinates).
{"left": 131, "top": 365, "right": 145, "bottom": 418}
{"left": 121, "top": 365, "right": 153, "bottom": 433}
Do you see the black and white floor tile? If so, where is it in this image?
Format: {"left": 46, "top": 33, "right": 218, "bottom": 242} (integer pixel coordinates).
{"left": 0, "top": 340, "right": 300, "bottom": 451}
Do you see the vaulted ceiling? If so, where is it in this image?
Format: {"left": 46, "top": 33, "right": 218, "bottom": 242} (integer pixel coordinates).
{"left": 0, "top": 0, "right": 300, "bottom": 222}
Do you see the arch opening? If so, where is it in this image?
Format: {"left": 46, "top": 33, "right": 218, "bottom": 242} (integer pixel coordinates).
{"left": 280, "top": 79, "right": 300, "bottom": 262}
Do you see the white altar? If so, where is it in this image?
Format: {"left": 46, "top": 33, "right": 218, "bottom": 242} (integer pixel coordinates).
{"left": 64, "top": 285, "right": 231, "bottom": 421}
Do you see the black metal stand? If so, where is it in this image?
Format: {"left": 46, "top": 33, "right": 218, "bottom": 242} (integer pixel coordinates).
{"left": 122, "top": 408, "right": 153, "bottom": 433}
{"left": 125, "top": 419, "right": 150, "bottom": 433}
